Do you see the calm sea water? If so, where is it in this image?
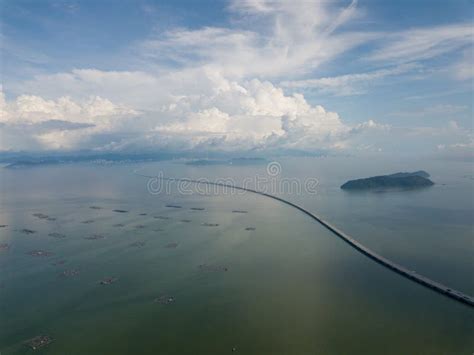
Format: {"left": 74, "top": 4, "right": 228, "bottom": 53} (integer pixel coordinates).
{"left": 0, "top": 157, "right": 472, "bottom": 354}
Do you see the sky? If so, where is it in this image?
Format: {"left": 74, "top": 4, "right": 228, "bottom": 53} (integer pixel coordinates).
{"left": 0, "top": 0, "right": 473, "bottom": 158}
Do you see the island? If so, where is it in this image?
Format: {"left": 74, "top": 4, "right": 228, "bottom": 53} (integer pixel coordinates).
{"left": 341, "top": 171, "right": 434, "bottom": 190}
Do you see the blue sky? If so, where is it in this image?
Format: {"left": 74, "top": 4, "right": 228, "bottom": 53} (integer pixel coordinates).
{"left": 0, "top": 0, "right": 472, "bottom": 158}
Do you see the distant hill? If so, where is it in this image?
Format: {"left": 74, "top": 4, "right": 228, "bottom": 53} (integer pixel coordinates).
{"left": 341, "top": 171, "right": 434, "bottom": 190}
{"left": 4, "top": 160, "right": 60, "bottom": 169}
{"left": 1, "top": 152, "right": 176, "bottom": 169}
{"left": 185, "top": 157, "right": 267, "bottom": 166}
{"left": 185, "top": 159, "right": 228, "bottom": 166}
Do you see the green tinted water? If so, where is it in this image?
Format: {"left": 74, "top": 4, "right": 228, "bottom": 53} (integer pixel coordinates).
{"left": 0, "top": 160, "right": 472, "bottom": 354}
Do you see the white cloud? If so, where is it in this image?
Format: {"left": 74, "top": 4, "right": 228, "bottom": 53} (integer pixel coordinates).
{"left": 0, "top": 76, "right": 389, "bottom": 152}
{"left": 0, "top": 92, "right": 137, "bottom": 125}
{"left": 137, "top": 0, "right": 372, "bottom": 79}
{"left": 17, "top": 69, "right": 162, "bottom": 109}
{"left": 350, "top": 119, "right": 390, "bottom": 133}
{"left": 452, "top": 50, "right": 474, "bottom": 80}
{"left": 389, "top": 104, "right": 468, "bottom": 118}
{"left": 146, "top": 78, "right": 353, "bottom": 151}
{"left": 439, "top": 139, "right": 474, "bottom": 150}
{"left": 367, "top": 24, "right": 473, "bottom": 63}
{"left": 280, "top": 63, "right": 418, "bottom": 95}
{"left": 437, "top": 126, "right": 474, "bottom": 160}
{"left": 0, "top": 91, "right": 139, "bottom": 150}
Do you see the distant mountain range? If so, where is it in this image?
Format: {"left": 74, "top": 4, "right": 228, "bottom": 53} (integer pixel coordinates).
{"left": 1, "top": 153, "right": 174, "bottom": 169}
{"left": 0, "top": 152, "right": 269, "bottom": 169}
{"left": 341, "top": 171, "right": 434, "bottom": 190}
{"left": 185, "top": 157, "right": 267, "bottom": 166}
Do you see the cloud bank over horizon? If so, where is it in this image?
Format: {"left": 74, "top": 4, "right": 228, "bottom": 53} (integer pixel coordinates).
{"left": 1, "top": 0, "right": 472, "bottom": 157}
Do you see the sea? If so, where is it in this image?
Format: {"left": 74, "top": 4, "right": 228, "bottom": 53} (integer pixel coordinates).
{"left": 0, "top": 156, "right": 472, "bottom": 354}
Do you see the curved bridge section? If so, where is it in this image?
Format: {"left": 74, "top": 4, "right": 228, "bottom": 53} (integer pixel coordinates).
{"left": 136, "top": 172, "right": 474, "bottom": 308}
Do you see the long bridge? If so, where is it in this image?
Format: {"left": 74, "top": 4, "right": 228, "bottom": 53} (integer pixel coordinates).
{"left": 136, "top": 172, "right": 474, "bottom": 308}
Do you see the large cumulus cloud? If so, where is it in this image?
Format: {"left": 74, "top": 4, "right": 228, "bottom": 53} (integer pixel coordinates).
{"left": 2, "top": 75, "right": 381, "bottom": 152}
